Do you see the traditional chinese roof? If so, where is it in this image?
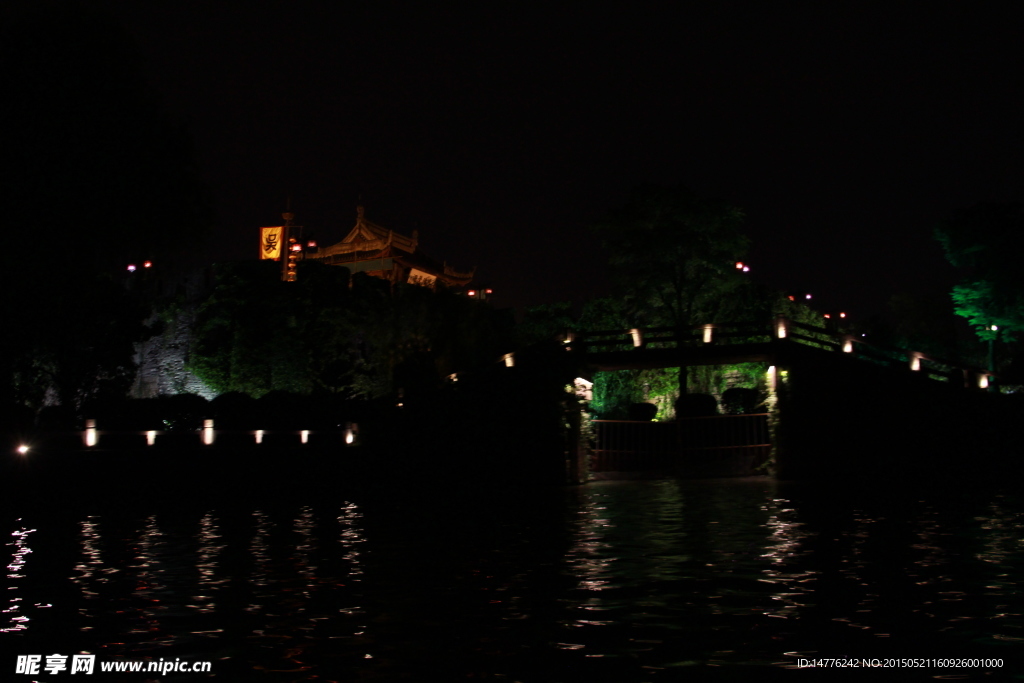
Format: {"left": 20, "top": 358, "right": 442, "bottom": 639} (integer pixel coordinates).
{"left": 309, "top": 206, "right": 474, "bottom": 287}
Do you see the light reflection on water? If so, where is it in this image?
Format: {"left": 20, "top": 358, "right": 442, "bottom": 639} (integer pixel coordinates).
{"left": 1, "top": 479, "right": 1023, "bottom": 680}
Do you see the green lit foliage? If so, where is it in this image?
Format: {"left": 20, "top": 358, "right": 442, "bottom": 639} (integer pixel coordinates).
{"left": 593, "top": 184, "right": 749, "bottom": 328}
{"left": 935, "top": 203, "right": 1024, "bottom": 342}
{"left": 188, "top": 262, "right": 511, "bottom": 399}
{"left": 519, "top": 302, "right": 576, "bottom": 345}
{"left": 189, "top": 261, "right": 311, "bottom": 397}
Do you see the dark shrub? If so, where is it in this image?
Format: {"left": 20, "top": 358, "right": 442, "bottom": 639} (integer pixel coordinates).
{"left": 675, "top": 393, "right": 719, "bottom": 417}
{"left": 721, "top": 387, "right": 761, "bottom": 414}
{"left": 210, "top": 392, "right": 257, "bottom": 430}
{"left": 627, "top": 402, "right": 658, "bottom": 421}
{"left": 155, "top": 393, "right": 209, "bottom": 431}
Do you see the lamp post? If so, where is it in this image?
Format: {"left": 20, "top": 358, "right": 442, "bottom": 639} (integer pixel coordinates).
{"left": 987, "top": 325, "right": 999, "bottom": 393}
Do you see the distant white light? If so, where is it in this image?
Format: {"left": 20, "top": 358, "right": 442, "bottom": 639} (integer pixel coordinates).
{"left": 127, "top": 264, "right": 136, "bottom": 272}
{"left": 202, "top": 419, "right": 215, "bottom": 445}
{"left": 742, "top": 266, "right": 750, "bottom": 272}
{"left": 300, "top": 430, "right": 309, "bottom": 444}
{"left": 16, "top": 445, "right": 28, "bottom": 455}
{"left": 146, "top": 430, "right": 156, "bottom": 446}
{"left": 255, "top": 429, "right": 264, "bottom": 444}
{"left": 805, "top": 294, "right": 812, "bottom": 300}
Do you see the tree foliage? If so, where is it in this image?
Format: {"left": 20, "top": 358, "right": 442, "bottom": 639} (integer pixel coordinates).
{"left": 935, "top": 203, "right": 1024, "bottom": 341}
{"left": 188, "top": 261, "right": 513, "bottom": 399}
{"left": 592, "top": 184, "right": 750, "bottom": 328}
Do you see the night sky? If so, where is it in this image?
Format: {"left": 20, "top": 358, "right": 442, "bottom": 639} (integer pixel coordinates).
{"left": 96, "top": 1, "right": 1024, "bottom": 320}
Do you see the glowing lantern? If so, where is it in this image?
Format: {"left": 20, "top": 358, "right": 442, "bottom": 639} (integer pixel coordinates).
{"left": 84, "top": 419, "right": 97, "bottom": 447}
{"left": 143, "top": 261, "right": 152, "bottom": 268}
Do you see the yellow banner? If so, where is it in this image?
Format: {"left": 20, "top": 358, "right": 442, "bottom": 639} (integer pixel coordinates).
{"left": 260, "top": 226, "right": 283, "bottom": 260}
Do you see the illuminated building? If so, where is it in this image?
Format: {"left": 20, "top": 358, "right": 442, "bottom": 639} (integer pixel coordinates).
{"left": 303, "top": 206, "right": 474, "bottom": 288}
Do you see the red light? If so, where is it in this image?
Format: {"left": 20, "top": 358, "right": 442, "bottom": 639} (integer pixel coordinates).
{"left": 307, "top": 240, "right": 317, "bottom": 248}
{"left": 840, "top": 312, "right": 846, "bottom": 318}
{"left": 485, "top": 289, "right": 493, "bottom": 294}
{"left": 467, "top": 290, "right": 476, "bottom": 296}
{"left": 143, "top": 261, "right": 152, "bottom": 268}
{"left": 735, "top": 262, "right": 744, "bottom": 269}
{"left": 787, "top": 295, "right": 795, "bottom": 301}
{"left": 824, "top": 314, "right": 831, "bottom": 319}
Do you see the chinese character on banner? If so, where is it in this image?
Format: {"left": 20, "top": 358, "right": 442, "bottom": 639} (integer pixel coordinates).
{"left": 16, "top": 654, "right": 42, "bottom": 674}
{"left": 71, "top": 654, "right": 96, "bottom": 674}
{"left": 260, "top": 226, "right": 284, "bottom": 260}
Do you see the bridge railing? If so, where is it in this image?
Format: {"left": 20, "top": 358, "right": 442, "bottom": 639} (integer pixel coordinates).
{"left": 569, "top": 317, "right": 992, "bottom": 389}
{"left": 590, "top": 414, "right": 771, "bottom": 472}
{"left": 568, "top": 321, "right": 774, "bottom": 351}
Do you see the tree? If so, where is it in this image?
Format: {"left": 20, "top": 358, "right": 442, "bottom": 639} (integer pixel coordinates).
{"left": 592, "top": 185, "right": 750, "bottom": 397}
{"left": 935, "top": 203, "right": 1024, "bottom": 342}
{"left": 592, "top": 184, "right": 750, "bottom": 329}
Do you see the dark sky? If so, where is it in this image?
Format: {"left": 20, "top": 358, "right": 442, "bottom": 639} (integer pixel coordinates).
{"left": 94, "top": 1, "right": 1024, "bottom": 319}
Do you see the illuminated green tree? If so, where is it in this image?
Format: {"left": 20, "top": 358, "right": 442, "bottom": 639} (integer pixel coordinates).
{"left": 935, "top": 203, "right": 1024, "bottom": 342}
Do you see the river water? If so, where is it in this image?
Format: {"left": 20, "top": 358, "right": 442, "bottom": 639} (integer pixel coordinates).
{"left": 2, "top": 475, "right": 1022, "bottom": 681}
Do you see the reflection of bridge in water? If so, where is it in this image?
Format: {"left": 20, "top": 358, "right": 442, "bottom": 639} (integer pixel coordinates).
{"left": 564, "top": 317, "right": 1002, "bottom": 481}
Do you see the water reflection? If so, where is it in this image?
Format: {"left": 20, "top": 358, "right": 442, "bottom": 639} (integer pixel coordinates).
{"left": 1, "top": 482, "right": 1022, "bottom": 680}
{"left": 2, "top": 522, "right": 36, "bottom": 633}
